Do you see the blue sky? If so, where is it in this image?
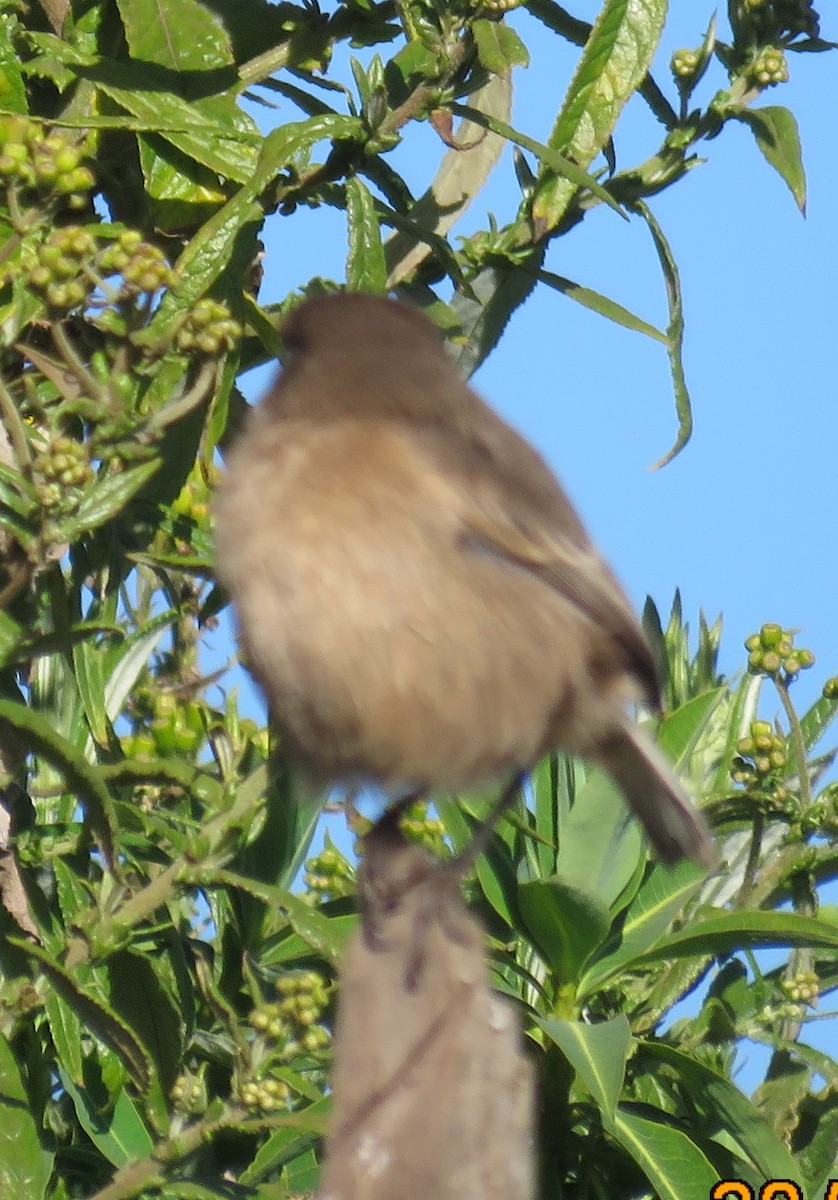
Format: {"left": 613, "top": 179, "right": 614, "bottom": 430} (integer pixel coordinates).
{"left": 223, "top": 4, "right": 837, "bottom": 1093}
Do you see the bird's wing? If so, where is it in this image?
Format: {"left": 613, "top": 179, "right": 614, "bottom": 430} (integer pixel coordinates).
{"left": 413, "top": 407, "right": 661, "bottom": 708}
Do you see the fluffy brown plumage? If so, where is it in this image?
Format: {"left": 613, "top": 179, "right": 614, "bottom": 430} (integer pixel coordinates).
{"left": 214, "top": 292, "right": 713, "bottom": 866}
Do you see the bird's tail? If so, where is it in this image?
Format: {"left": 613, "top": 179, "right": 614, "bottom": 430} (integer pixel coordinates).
{"left": 597, "top": 722, "right": 715, "bottom": 868}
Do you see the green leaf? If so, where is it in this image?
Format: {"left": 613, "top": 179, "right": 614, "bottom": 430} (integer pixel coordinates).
{"left": 635, "top": 908, "right": 838, "bottom": 964}
{"left": 149, "top": 114, "right": 363, "bottom": 330}
{"left": 105, "top": 950, "right": 184, "bottom": 1129}
{"left": 103, "top": 611, "right": 174, "bottom": 724}
{"left": 710, "top": 673, "right": 762, "bottom": 795}
{"left": 214, "top": 871, "right": 350, "bottom": 963}
{"left": 11, "top": 938, "right": 152, "bottom": 1093}
{"left": 736, "top": 106, "right": 806, "bottom": 214}
{"left": 450, "top": 102, "right": 626, "bottom": 220}
{"left": 0, "top": 1031, "right": 53, "bottom": 1199}
{"left": 115, "top": 0, "right": 234, "bottom": 71}
{"left": 0, "top": 697, "right": 119, "bottom": 869}
{"left": 518, "top": 877, "right": 611, "bottom": 984}
{"left": 472, "top": 19, "right": 529, "bottom": 75}
{"left": 44, "top": 991, "right": 85, "bottom": 1089}
{"left": 552, "top": 766, "right": 643, "bottom": 910}
{"left": 531, "top": 0, "right": 667, "bottom": 234}
{"left": 604, "top": 1105, "right": 718, "bottom": 1200}
{"left": 0, "top": 11, "right": 27, "bottom": 115}
{"left": 638, "top": 1042, "right": 799, "bottom": 1179}
{"left": 537, "top": 268, "right": 666, "bottom": 342}
{"left": 58, "top": 459, "right": 162, "bottom": 542}
{"left": 345, "top": 176, "right": 387, "bottom": 293}
{"left": 239, "top": 1097, "right": 329, "bottom": 1184}
{"left": 88, "top": 73, "right": 258, "bottom": 185}
{"left": 59, "top": 1071, "right": 154, "bottom": 1169}
{"left": 798, "top": 691, "right": 838, "bottom": 753}
{"left": 579, "top": 859, "right": 705, "bottom": 997}
{"left": 657, "top": 688, "right": 727, "bottom": 765}
{"left": 0, "top": 608, "right": 23, "bottom": 665}
{"left": 535, "top": 1014, "right": 630, "bottom": 1119}
{"left": 72, "top": 635, "right": 110, "bottom": 747}
{"left": 634, "top": 199, "right": 693, "bottom": 468}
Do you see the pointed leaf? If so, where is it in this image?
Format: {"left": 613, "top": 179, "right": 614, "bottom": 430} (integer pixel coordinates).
{"left": 579, "top": 859, "right": 704, "bottom": 997}
{"left": 605, "top": 1105, "right": 717, "bottom": 1200}
{"left": 638, "top": 1042, "right": 799, "bottom": 1178}
{"left": 736, "top": 106, "right": 806, "bottom": 213}
{"left": 518, "top": 876, "right": 611, "bottom": 983}
{"left": 535, "top": 1014, "right": 630, "bottom": 1119}
{"left": 634, "top": 200, "right": 693, "bottom": 468}
{"left": 537, "top": 268, "right": 666, "bottom": 342}
{"left": 58, "top": 460, "right": 162, "bottom": 542}
{"left": 59, "top": 1071, "right": 154, "bottom": 1168}
{"left": 345, "top": 176, "right": 387, "bottom": 293}
{"left": 634, "top": 908, "right": 838, "bottom": 964}
{"left": 531, "top": 0, "right": 667, "bottom": 233}
{"left": 10, "top": 938, "right": 152, "bottom": 1092}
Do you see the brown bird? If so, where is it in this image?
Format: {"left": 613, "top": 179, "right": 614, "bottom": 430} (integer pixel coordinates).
{"left": 213, "top": 292, "right": 713, "bottom": 867}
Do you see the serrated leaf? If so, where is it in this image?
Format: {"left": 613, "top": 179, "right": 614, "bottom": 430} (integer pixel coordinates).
{"left": 535, "top": 1014, "right": 630, "bottom": 1119}
{"left": 737, "top": 106, "right": 806, "bottom": 213}
{"left": 0, "top": 1031, "right": 53, "bottom": 1198}
{"left": 798, "top": 692, "right": 838, "bottom": 753}
{"left": 345, "top": 176, "right": 386, "bottom": 293}
{"left": 9, "top": 938, "right": 151, "bottom": 1093}
{"left": 531, "top": 0, "right": 667, "bottom": 234}
{"left": 90, "top": 73, "right": 258, "bottom": 184}
{"left": 44, "top": 991, "right": 85, "bottom": 1089}
{"left": 0, "top": 12, "right": 27, "bottom": 114}
{"left": 58, "top": 459, "right": 162, "bottom": 542}
{"left": 148, "top": 114, "right": 363, "bottom": 331}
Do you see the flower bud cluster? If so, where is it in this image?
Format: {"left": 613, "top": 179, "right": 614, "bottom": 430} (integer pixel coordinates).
{"left": 730, "top": 719, "right": 787, "bottom": 786}
{"left": 745, "top": 624, "right": 814, "bottom": 681}
{"left": 248, "top": 971, "right": 331, "bottom": 1064}
{"left": 304, "top": 844, "right": 355, "bottom": 902}
{"left": 176, "top": 297, "right": 242, "bottom": 356}
{"left": 0, "top": 115, "right": 94, "bottom": 209}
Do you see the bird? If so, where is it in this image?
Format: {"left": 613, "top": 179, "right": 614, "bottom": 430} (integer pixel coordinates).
{"left": 213, "top": 291, "right": 713, "bottom": 869}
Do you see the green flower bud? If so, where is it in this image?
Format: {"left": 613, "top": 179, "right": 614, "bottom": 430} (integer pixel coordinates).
{"left": 760, "top": 623, "right": 783, "bottom": 649}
